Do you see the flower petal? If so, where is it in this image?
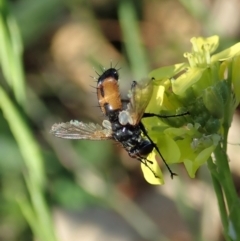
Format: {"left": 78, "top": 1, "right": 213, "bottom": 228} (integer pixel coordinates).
{"left": 190, "top": 35, "right": 219, "bottom": 54}
{"left": 149, "top": 63, "right": 187, "bottom": 81}
{"left": 141, "top": 152, "right": 164, "bottom": 185}
{"left": 211, "top": 43, "right": 240, "bottom": 62}
{"left": 172, "top": 68, "right": 204, "bottom": 95}
{"left": 145, "top": 85, "right": 165, "bottom": 113}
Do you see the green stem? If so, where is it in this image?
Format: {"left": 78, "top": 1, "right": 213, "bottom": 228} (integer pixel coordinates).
{"left": 214, "top": 144, "right": 240, "bottom": 240}
{"left": 0, "top": 87, "right": 57, "bottom": 241}
{"left": 118, "top": 0, "right": 149, "bottom": 79}
{"left": 207, "top": 158, "right": 231, "bottom": 241}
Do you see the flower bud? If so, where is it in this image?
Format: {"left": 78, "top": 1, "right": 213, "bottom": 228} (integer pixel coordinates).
{"left": 203, "top": 86, "right": 224, "bottom": 118}
{"left": 205, "top": 118, "right": 221, "bottom": 133}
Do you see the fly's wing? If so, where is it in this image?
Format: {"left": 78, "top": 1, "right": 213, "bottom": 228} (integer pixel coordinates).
{"left": 127, "top": 78, "right": 153, "bottom": 125}
{"left": 50, "top": 120, "right": 113, "bottom": 140}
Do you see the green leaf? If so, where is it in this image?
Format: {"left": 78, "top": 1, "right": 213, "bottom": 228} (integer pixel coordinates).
{"left": 184, "top": 145, "right": 215, "bottom": 178}
{"left": 118, "top": 0, "right": 149, "bottom": 78}
{"left": 0, "top": 86, "right": 45, "bottom": 188}
{"left": 0, "top": 3, "right": 25, "bottom": 104}
{"left": 157, "top": 135, "right": 181, "bottom": 164}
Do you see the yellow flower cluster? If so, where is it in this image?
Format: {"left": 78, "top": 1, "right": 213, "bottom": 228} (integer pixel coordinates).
{"left": 144, "top": 36, "right": 240, "bottom": 184}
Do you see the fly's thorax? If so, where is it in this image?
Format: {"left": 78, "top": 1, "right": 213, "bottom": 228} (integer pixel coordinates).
{"left": 112, "top": 122, "right": 141, "bottom": 142}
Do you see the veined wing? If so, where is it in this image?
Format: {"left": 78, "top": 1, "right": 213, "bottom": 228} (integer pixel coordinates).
{"left": 50, "top": 120, "right": 113, "bottom": 140}
{"left": 126, "top": 78, "right": 153, "bottom": 125}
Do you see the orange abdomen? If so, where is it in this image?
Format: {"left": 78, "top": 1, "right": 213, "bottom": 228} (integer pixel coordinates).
{"left": 97, "top": 77, "right": 122, "bottom": 115}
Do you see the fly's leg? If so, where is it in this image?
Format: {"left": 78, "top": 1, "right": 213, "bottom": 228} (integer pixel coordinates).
{"left": 142, "top": 112, "right": 189, "bottom": 118}
{"left": 137, "top": 156, "right": 159, "bottom": 179}
{"left": 128, "top": 152, "right": 159, "bottom": 178}
{"left": 139, "top": 122, "right": 177, "bottom": 179}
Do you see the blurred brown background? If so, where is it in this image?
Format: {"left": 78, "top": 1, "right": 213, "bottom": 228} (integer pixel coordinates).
{"left": 1, "top": 0, "right": 240, "bottom": 241}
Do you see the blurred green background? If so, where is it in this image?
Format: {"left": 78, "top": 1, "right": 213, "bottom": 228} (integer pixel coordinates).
{"left": 1, "top": 0, "right": 240, "bottom": 241}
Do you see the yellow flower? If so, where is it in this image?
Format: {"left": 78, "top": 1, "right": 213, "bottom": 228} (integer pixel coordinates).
{"left": 143, "top": 36, "right": 240, "bottom": 184}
